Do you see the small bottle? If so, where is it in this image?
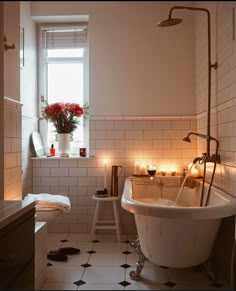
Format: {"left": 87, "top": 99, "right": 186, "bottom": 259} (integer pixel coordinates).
{"left": 50, "top": 144, "right": 55, "bottom": 156}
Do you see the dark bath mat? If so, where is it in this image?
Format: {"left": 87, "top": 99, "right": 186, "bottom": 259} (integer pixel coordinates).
{"left": 47, "top": 250, "right": 68, "bottom": 262}
{"left": 58, "top": 247, "right": 80, "bottom": 255}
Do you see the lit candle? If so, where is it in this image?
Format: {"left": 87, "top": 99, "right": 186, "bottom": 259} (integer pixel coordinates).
{"left": 104, "top": 160, "right": 107, "bottom": 189}
{"left": 170, "top": 167, "right": 176, "bottom": 176}
{"left": 133, "top": 161, "right": 140, "bottom": 175}
{"left": 140, "top": 163, "right": 147, "bottom": 175}
{"left": 160, "top": 167, "right": 166, "bottom": 176}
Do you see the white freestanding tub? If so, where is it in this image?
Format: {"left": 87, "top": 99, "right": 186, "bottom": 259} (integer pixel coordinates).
{"left": 122, "top": 176, "right": 236, "bottom": 268}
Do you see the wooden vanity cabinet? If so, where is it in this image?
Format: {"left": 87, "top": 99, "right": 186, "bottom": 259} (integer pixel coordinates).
{"left": 0, "top": 208, "right": 35, "bottom": 290}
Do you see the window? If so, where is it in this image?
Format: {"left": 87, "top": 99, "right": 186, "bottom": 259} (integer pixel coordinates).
{"left": 38, "top": 23, "right": 89, "bottom": 155}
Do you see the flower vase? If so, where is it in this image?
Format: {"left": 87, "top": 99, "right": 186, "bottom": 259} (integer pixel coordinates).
{"left": 58, "top": 133, "right": 71, "bottom": 157}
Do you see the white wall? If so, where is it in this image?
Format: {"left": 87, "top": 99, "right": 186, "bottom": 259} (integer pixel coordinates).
{"left": 4, "top": 2, "right": 20, "bottom": 101}
{"left": 20, "top": 2, "right": 37, "bottom": 117}
{"left": 20, "top": 2, "right": 38, "bottom": 195}
{"left": 31, "top": 1, "right": 196, "bottom": 117}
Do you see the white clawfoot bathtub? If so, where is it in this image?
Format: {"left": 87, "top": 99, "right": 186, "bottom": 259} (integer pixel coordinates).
{"left": 122, "top": 176, "right": 236, "bottom": 268}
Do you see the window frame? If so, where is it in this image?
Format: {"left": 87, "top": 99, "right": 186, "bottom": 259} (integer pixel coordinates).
{"left": 37, "top": 23, "right": 89, "bottom": 155}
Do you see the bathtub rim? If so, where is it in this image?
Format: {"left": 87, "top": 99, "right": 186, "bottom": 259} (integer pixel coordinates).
{"left": 121, "top": 177, "right": 236, "bottom": 220}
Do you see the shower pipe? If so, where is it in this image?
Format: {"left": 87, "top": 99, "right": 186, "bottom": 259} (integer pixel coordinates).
{"left": 158, "top": 6, "right": 220, "bottom": 207}
{"left": 157, "top": 5, "right": 218, "bottom": 158}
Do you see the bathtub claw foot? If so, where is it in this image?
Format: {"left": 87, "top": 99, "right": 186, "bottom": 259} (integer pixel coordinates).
{"left": 129, "top": 237, "right": 148, "bottom": 280}
{"left": 203, "top": 262, "right": 216, "bottom": 281}
{"left": 129, "top": 270, "right": 141, "bottom": 281}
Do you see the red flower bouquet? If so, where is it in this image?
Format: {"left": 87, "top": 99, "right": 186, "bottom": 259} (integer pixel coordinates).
{"left": 42, "top": 102, "right": 88, "bottom": 133}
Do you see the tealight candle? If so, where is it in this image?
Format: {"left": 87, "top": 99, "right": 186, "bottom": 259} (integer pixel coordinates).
{"left": 79, "top": 147, "right": 86, "bottom": 157}
{"left": 170, "top": 167, "right": 176, "bottom": 176}
{"left": 160, "top": 167, "right": 166, "bottom": 176}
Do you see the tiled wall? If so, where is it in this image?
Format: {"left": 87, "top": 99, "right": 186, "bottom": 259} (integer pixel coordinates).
{"left": 22, "top": 115, "right": 38, "bottom": 196}
{"left": 32, "top": 116, "right": 196, "bottom": 234}
{"left": 195, "top": 2, "right": 236, "bottom": 197}
{"left": 194, "top": 1, "right": 236, "bottom": 283}
{"left": 4, "top": 97, "right": 22, "bottom": 200}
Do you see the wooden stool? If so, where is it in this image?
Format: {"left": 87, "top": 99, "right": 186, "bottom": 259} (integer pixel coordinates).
{"left": 90, "top": 195, "right": 121, "bottom": 241}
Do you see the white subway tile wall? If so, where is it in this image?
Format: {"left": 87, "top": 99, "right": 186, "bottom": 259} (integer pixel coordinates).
{"left": 4, "top": 98, "right": 23, "bottom": 200}
{"left": 195, "top": 2, "right": 236, "bottom": 197}
{"left": 22, "top": 115, "right": 38, "bottom": 196}
{"left": 32, "top": 117, "right": 196, "bottom": 234}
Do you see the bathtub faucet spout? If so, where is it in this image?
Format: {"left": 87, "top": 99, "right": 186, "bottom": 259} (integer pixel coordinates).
{"left": 193, "top": 153, "right": 207, "bottom": 165}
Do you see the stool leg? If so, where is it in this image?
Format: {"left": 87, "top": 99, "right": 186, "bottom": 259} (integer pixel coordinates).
{"left": 90, "top": 201, "right": 100, "bottom": 241}
{"left": 113, "top": 200, "right": 121, "bottom": 242}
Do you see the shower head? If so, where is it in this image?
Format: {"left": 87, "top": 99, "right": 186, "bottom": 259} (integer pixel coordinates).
{"left": 183, "top": 132, "right": 209, "bottom": 143}
{"left": 183, "top": 136, "right": 191, "bottom": 143}
{"left": 157, "top": 18, "right": 183, "bottom": 27}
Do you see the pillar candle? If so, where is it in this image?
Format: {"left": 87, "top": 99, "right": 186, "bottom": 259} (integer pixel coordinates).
{"left": 133, "top": 162, "right": 140, "bottom": 175}
{"left": 104, "top": 160, "right": 107, "bottom": 189}
{"left": 140, "top": 163, "right": 147, "bottom": 175}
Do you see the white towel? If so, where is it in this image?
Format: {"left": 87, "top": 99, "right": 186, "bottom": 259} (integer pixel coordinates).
{"left": 24, "top": 193, "right": 71, "bottom": 213}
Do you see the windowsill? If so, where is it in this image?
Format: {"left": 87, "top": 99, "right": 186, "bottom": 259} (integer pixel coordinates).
{"left": 31, "top": 155, "right": 95, "bottom": 160}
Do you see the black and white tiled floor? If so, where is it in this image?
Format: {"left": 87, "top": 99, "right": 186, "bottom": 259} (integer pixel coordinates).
{"left": 41, "top": 233, "right": 229, "bottom": 290}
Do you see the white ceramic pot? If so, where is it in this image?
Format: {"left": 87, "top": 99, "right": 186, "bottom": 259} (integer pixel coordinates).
{"left": 58, "top": 133, "right": 71, "bottom": 157}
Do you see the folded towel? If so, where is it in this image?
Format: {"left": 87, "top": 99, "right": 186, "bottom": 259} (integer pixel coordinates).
{"left": 24, "top": 193, "right": 71, "bottom": 213}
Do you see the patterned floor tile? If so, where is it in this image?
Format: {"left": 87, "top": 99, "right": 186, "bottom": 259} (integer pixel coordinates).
{"left": 67, "top": 233, "right": 92, "bottom": 241}
{"left": 164, "top": 281, "right": 176, "bottom": 288}
{"left": 82, "top": 266, "right": 125, "bottom": 284}
{"left": 119, "top": 281, "right": 131, "bottom": 287}
{"left": 77, "top": 283, "right": 125, "bottom": 290}
{"left": 96, "top": 234, "right": 128, "bottom": 242}
{"left": 74, "top": 280, "right": 87, "bottom": 286}
{"left": 122, "top": 251, "right": 131, "bottom": 255}
{"left": 88, "top": 252, "right": 126, "bottom": 266}
{"left": 93, "top": 242, "right": 127, "bottom": 253}
{"left": 121, "top": 264, "right": 131, "bottom": 269}
{"left": 40, "top": 233, "right": 230, "bottom": 291}
{"left": 47, "top": 265, "right": 84, "bottom": 283}
{"left": 41, "top": 282, "right": 78, "bottom": 290}
{"left": 87, "top": 250, "right": 96, "bottom": 254}
{"left": 125, "top": 282, "right": 168, "bottom": 290}
{"left": 81, "top": 263, "right": 92, "bottom": 268}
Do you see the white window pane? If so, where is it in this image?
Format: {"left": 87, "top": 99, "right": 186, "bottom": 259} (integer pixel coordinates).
{"left": 47, "top": 48, "right": 84, "bottom": 58}
{"left": 47, "top": 63, "right": 83, "bottom": 104}
{"left": 46, "top": 61, "right": 85, "bottom": 153}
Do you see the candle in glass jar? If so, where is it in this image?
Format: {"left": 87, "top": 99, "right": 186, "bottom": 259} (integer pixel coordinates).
{"left": 79, "top": 147, "right": 86, "bottom": 157}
